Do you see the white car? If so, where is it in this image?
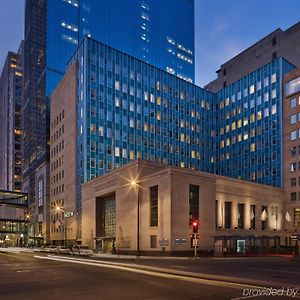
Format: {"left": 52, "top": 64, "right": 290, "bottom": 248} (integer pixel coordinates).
{"left": 44, "top": 245, "right": 57, "bottom": 253}
{"left": 54, "top": 246, "right": 71, "bottom": 255}
{"left": 71, "top": 245, "right": 93, "bottom": 256}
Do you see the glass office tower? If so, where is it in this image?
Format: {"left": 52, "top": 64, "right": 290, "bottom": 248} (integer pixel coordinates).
{"left": 69, "top": 38, "right": 209, "bottom": 182}
{"left": 0, "top": 51, "right": 23, "bottom": 192}
{"left": 51, "top": 37, "right": 210, "bottom": 240}
{"left": 46, "top": 0, "right": 195, "bottom": 96}
{"left": 67, "top": 39, "right": 296, "bottom": 194}
{"left": 23, "top": 0, "right": 195, "bottom": 242}
{"left": 50, "top": 38, "right": 296, "bottom": 242}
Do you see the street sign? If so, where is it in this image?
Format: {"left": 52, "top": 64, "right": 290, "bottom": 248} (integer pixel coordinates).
{"left": 193, "top": 239, "right": 198, "bottom": 247}
{"left": 159, "top": 239, "right": 169, "bottom": 246}
{"left": 291, "top": 235, "right": 300, "bottom": 241}
{"left": 175, "top": 238, "right": 187, "bottom": 245}
{"left": 64, "top": 211, "right": 74, "bottom": 218}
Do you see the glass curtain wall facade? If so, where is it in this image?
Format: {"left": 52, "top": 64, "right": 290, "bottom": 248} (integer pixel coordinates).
{"left": 216, "top": 58, "right": 295, "bottom": 187}
{"left": 0, "top": 51, "right": 23, "bottom": 192}
{"left": 46, "top": 0, "right": 195, "bottom": 96}
{"left": 24, "top": 0, "right": 194, "bottom": 240}
{"left": 68, "top": 38, "right": 213, "bottom": 226}
{"left": 69, "top": 39, "right": 296, "bottom": 194}
{"left": 70, "top": 38, "right": 212, "bottom": 180}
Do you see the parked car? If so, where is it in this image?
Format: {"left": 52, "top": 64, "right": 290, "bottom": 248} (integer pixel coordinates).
{"left": 71, "top": 245, "right": 93, "bottom": 256}
{"left": 44, "top": 245, "right": 57, "bottom": 253}
{"left": 54, "top": 246, "right": 71, "bottom": 255}
{"left": 33, "top": 246, "right": 43, "bottom": 252}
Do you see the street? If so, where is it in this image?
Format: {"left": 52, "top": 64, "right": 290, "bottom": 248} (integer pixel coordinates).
{"left": 0, "top": 249, "right": 299, "bottom": 300}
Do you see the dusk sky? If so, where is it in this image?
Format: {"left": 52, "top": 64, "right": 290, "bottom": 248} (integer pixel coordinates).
{"left": 1, "top": 0, "right": 300, "bottom": 86}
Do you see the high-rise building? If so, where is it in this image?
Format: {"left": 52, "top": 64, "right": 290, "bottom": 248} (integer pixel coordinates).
{"left": 0, "top": 47, "right": 24, "bottom": 242}
{"left": 215, "top": 58, "right": 295, "bottom": 188}
{"left": 283, "top": 68, "right": 300, "bottom": 230}
{"left": 50, "top": 37, "right": 296, "bottom": 244}
{"left": 23, "top": 0, "right": 195, "bottom": 243}
{"left": 0, "top": 47, "right": 23, "bottom": 192}
{"left": 205, "top": 22, "right": 300, "bottom": 92}
{"left": 50, "top": 37, "right": 209, "bottom": 244}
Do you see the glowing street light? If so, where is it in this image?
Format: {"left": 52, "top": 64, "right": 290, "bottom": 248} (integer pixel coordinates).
{"left": 54, "top": 205, "right": 72, "bottom": 247}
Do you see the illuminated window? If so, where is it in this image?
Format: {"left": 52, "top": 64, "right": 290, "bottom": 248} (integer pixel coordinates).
{"left": 130, "top": 151, "right": 135, "bottom": 160}
{"left": 225, "top": 98, "right": 230, "bottom": 106}
{"left": 272, "top": 105, "right": 276, "bottom": 115}
{"left": 271, "top": 74, "right": 276, "bottom": 84}
{"left": 250, "top": 143, "right": 255, "bottom": 152}
{"left": 244, "top": 133, "right": 248, "bottom": 140}
{"left": 250, "top": 114, "right": 255, "bottom": 123}
{"left": 249, "top": 85, "right": 255, "bottom": 94}
{"left": 99, "top": 127, "right": 104, "bottom": 136}
{"left": 257, "top": 111, "right": 262, "bottom": 120}
{"left": 238, "top": 134, "right": 242, "bottom": 142}
{"left": 150, "top": 94, "right": 154, "bottom": 102}
{"left": 157, "top": 97, "right": 161, "bottom": 105}
{"left": 115, "top": 81, "right": 120, "bottom": 90}
{"left": 237, "top": 120, "right": 242, "bottom": 128}
{"left": 271, "top": 89, "right": 276, "bottom": 99}
{"left": 157, "top": 112, "right": 161, "bottom": 120}
{"left": 231, "top": 122, "right": 236, "bottom": 130}
{"left": 181, "top": 134, "right": 185, "bottom": 142}
{"left": 294, "top": 208, "right": 300, "bottom": 227}
{"left": 115, "top": 147, "right": 120, "bottom": 157}
{"left": 141, "top": 12, "right": 149, "bottom": 21}
{"left": 291, "top": 162, "right": 297, "bottom": 172}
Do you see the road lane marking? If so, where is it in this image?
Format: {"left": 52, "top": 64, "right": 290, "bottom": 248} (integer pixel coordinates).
{"left": 35, "top": 255, "right": 300, "bottom": 299}
{"left": 249, "top": 267, "right": 300, "bottom": 275}
{"left": 34, "top": 255, "right": 266, "bottom": 291}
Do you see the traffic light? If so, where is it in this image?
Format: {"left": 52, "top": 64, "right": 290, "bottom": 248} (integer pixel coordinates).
{"left": 192, "top": 220, "right": 199, "bottom": 233}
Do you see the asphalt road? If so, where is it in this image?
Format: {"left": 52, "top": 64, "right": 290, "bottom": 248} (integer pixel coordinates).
{"left": 0, "top": 250, "right": 299, "bottom": 300}
{"left": 124, "top": 256, "right": 300, "bottom": 287}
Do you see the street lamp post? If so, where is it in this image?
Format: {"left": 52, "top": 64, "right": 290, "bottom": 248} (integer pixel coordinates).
{"left": 131, "top": 180, "right": 140, "bottom": 256}
{"left": 25, "top": 213, "right": 35, "bottom": 246}
{"left": 55, "top": 206, "right": 72, "bottom": 247}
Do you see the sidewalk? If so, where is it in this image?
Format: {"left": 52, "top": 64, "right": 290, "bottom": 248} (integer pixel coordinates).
{"left": 92, "top": 252, "right": 193, "bottom": 260}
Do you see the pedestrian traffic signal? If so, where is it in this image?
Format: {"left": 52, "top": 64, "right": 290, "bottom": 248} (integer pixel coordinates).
{"left": 192, "top": 220, "right": 199, "bottom": 233}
